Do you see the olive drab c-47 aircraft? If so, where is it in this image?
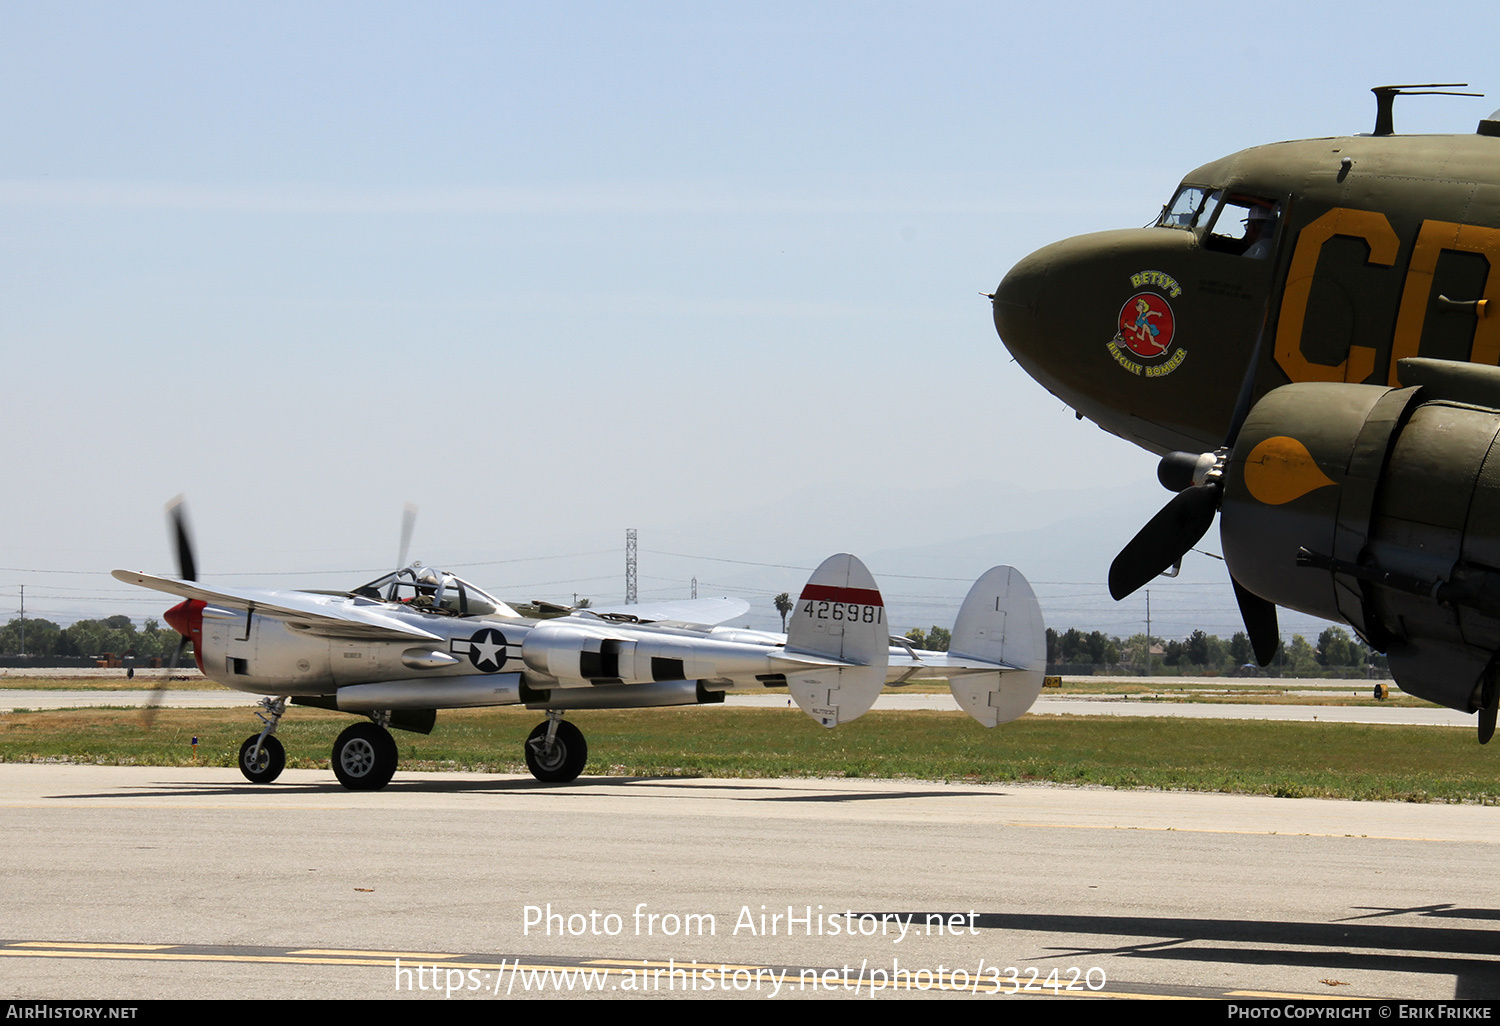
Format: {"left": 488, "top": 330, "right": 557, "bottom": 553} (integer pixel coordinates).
{"left": 113, "top": 501, "right": 1046, "bottom": 790}
{"left": 990, "top": 84, "right": 1500, "bottom": 741}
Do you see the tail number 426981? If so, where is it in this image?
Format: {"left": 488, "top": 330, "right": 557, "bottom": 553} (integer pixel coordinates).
{"left": 802, "top": 601, "right": 883, "bottom": 624}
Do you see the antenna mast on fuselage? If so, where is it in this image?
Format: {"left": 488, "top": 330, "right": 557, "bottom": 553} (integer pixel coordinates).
{"left": 1370, "top": 82, "right": 1481, "bottom": 136}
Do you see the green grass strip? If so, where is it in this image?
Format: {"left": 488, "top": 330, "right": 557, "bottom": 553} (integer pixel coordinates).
{"left": 2, "top": 705, "right": 1495, "bottom": 804}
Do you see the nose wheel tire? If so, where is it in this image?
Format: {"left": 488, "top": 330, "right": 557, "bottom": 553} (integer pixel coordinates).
{"left": 525, "top": 720, "right": 587, "bottom": 784}
{"left": 332, "top": 722, "right": 399, "bottom": 791}
{"left": 238, "top": 734, "right": 286, "bottom": 784}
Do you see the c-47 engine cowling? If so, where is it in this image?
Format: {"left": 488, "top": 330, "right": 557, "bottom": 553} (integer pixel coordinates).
{"left": 1221, "top": 359, "right": 1500, "bottom": 714}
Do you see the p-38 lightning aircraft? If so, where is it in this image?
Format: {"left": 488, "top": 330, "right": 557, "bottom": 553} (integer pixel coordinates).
{"left": 991, "top": 84, "right": 1500, "bottom": 739}
{"left": 113, "top": 506, "right": 1045, "bottom": 789}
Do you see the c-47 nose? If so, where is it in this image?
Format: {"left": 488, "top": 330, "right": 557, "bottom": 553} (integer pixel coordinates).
{"left": 991, "top": 246, "right": 1052, "bottom": 368}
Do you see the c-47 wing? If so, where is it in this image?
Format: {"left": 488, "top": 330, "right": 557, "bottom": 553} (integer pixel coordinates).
{"left": 111, "top": 570, "right": 444, "bottom": 641}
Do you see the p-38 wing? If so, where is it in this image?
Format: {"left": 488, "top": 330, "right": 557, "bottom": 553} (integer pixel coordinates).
{"left": 111, "top": 570, "right": 751, "bottom": 642}
{"left": 113, "top": 570, "right": 448, "bottom": 641}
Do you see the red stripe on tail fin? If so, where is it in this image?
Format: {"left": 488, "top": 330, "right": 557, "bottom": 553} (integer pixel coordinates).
{"left": 798, "top": 584, "right": 884, "bottom": 607}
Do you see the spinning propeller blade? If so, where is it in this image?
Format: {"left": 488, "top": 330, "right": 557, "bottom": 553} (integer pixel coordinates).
{"left": 167, "top": 494, "right": 196, "bottom": 584}
{"left": 397, "top": 503, "right": 417, "bottom": 571}
{"left": 143, "top": 496, "right": 200, "bottom": 726}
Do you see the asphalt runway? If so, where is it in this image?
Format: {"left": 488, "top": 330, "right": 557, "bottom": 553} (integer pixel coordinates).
{"left": 2, "top": 764, "right": 1498, "bottom": 1001}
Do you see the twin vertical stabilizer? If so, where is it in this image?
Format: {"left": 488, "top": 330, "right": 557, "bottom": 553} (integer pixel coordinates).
{"left": 784, "top": 553, "right": 891, "bottom": 727}
{"left": 946, "top": 565, "right": 1046, "bottom": 726}
{"left": 781, "top": 557, "right": 1047, "bottom": 729}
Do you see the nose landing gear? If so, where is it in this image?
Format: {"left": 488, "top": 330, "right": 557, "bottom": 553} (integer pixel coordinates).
{"left": 237, "top": 696, "right": 288, "bottom": 784}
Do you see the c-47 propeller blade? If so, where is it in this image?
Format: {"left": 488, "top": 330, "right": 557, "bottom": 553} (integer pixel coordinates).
{"left": 1107, "top": 482, "right": 1219, "bottom": 601}
{"left": 1232, "top": 576, "right": 1280, "bottom": 665}
{"left": 1106, "top": 301, "right": 1283, "bottom": 663}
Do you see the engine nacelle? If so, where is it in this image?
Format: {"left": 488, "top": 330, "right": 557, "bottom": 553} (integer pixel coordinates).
{"left": 1222, "top": 365, "right": 1500, "bottom": 712}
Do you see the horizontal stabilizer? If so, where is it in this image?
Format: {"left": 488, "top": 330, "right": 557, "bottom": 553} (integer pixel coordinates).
{"left": 947, "top": 565, "right": 1046, "bottom": 727}
{"left": 785, "top": 554, "right": 890, "bottom": 726}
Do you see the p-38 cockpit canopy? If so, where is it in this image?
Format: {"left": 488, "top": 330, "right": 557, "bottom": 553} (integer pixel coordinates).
{"left": 351, "top": 563, "right": 517, "bottom": 619}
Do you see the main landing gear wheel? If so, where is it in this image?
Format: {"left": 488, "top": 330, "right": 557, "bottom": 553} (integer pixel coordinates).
{"left": 332, "top": 722, "right": 399, "bottom": 791}
{"left": 238, "top": 734, "right": 285, "bottom": 784}
{"left": 525, "top": 720, "right": 587, "bottom": 784}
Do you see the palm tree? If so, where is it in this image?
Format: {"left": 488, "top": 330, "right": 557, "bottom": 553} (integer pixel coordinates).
{"left": 774, "top": 592, "right": 792, "bottom": 631}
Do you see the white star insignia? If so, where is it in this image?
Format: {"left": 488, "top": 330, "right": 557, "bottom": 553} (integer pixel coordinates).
{"left": 470, "top": 631, "right": 504, "bottom": 670}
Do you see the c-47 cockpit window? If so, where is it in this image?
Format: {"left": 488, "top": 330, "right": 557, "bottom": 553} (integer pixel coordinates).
{"left": 1202, "top": 195, "right": 1280, "bottom": 257}
{"left": 1157, "top": 185, "right": 1213, "bottom": 229}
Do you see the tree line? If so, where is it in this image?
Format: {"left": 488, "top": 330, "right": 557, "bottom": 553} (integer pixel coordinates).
{"left": 0, "top": 616, "right": 181, "bottom": 660}
{"left": 1047, "top": 625, "right": 1384, "bottom": 675}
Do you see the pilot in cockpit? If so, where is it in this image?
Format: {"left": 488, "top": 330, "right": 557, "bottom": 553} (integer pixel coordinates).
{"left": 1241, "top": 203, "right": 1279, "bottom": 259}
{"left": 407, "top": 566, "right": 446, "bottom": 610}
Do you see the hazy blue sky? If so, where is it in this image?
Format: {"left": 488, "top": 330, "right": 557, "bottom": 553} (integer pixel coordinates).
{"left": 2, "top": 1, "right": 1494, "bottom": 639}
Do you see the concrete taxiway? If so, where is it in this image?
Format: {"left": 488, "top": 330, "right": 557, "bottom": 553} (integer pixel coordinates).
{"left": 2, "top": 764, "right": 1497, "bottom": 1001}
